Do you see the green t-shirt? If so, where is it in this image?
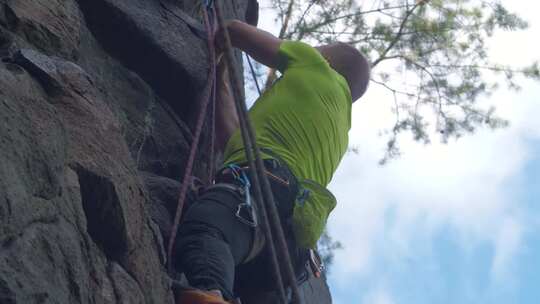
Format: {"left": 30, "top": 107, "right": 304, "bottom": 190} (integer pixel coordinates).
{"left": 223, "top": 41, "right": 351, "bottom": 186}
{"left": 223, "top": 41, "right": 352, "bottom": 248}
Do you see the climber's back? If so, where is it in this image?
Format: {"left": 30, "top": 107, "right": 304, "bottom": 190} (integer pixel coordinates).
{"left": 223, "top": 41, "right": 352, "bottom": 186}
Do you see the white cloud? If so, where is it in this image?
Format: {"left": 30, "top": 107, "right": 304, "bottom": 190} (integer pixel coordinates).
{"left": 488, "top": 1, "right": 540, "bottom": 67}
{"left": 329, "top": 78, "right": 539, "bottom": 289}
{"left": 328, "top": 40, "right": 540, "bottom": 301}
{"left": 362, "top": 287, "right": 396, "bottom": 304}
{"left": 255, "top": 0, "right": 540, "bottom": 300}
{"left": 491, "top": 217, "right": 523, "bottom": 282}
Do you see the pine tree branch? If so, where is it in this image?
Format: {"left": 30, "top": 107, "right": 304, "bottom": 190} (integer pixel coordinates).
{"left": 372, "top": 2, "right": 422, "bottom": 67}
{"left": 370, "top": 78, "right": 418, "bottom": 98}
{"left": 429, "top": 63, "right": 527, "bottom": 73}
{"left": 279, "top": 0, "right": 296, "bottom": 38}
{"left": 264, "top": 0, "right": 296, "bottom": 90}
{"left": 293, "top": 0, "right": 319, "bottom": 40}
{"left": 302, "top": 4, "right": 413, "bottom": 33}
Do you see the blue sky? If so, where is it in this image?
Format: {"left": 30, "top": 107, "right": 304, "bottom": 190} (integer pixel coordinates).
{"left": 328, "top": 139, "right": 540, "bottom": 304}
{"left": 324, "top": 1, "right": 540, "bottom": 301}
{"left": 327, "top": 78, "right": 540, "bottom": 304}
{"left": 255, "top": 1, "right": 540, "bottom": 303}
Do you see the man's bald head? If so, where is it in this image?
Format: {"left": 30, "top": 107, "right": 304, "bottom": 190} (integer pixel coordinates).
{"left": 316, "top": 43, "right": 371, "bottom": 102}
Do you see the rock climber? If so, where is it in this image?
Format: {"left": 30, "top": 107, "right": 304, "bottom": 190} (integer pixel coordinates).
{"left": 174, "top": 15, "right": 370, "bottom": 303}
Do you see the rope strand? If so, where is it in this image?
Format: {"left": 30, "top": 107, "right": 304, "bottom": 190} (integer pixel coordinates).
{"left": 214, "top": 2, "right": 303, "bottom": 303}
{"left": 166, "top": 2, "right": 303, "bottom": 303}
{"left": 246, "top": 54, "right": 262, "bottom": 95}
{"left": 167, "top": 4, "right": 217, "bottom": 272}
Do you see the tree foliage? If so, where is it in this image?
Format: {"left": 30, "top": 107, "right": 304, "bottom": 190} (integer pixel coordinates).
{"left": 263, "top": 0, "right": 539, "bottom": 163}
{"left": 317, "top": 229, "right": 343, "bottom": 274}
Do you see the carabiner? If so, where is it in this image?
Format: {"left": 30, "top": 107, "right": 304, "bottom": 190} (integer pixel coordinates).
{"left": 236, "top": 203, "right": 258, "bottom": 227}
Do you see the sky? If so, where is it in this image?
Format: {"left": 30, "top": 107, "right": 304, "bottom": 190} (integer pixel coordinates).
{"left": 325, "top": 3, "right": 540, "bottom": 304}
{"left": 254, "top": 1, "right": 540, "bottom": 303}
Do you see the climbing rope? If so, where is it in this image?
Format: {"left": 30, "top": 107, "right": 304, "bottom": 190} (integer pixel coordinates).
{"left": 209, "top": 78, "right": 217, "bottom": 183}
{"left": 245, "top": 54, "right": 262, "bottom": 95}
{"left": 214, "top": 2, "right": 302, "bottom": 303}
{"left": 207, "top": 4, "right": 218, "bottom": 185}
{"left": 166, "top": 1, "right": 302, "bottom": 303}
{"left": 166, "top": 1, "right": 217, "bottom": 272}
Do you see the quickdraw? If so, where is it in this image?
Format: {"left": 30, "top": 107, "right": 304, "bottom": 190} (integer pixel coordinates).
{"left": 226, "top": 164, "right": 258, "bottom": 227}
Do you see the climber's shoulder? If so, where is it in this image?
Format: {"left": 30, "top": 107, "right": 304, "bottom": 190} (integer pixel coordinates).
{"left": 275, "top": 41, "right": 328, "bottom": 73}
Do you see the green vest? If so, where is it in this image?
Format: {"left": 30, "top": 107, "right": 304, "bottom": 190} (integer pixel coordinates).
{"left": 223, "top": 41, "right": 351, "bottom": 248}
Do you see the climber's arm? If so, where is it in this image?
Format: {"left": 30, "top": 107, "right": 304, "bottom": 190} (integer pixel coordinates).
{"left": 215, "top": 59, "right": 238, "bottom": 154}
{"left": 214, "top": 20, "right": 280, "bottom": 153}
{"left": 218, "top": 20, "right": 282, "bottom": 69}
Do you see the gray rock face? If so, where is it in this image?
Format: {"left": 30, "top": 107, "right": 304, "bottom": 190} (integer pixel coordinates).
{"left": 0, "top": 0, "right": 332, "bottom": 303}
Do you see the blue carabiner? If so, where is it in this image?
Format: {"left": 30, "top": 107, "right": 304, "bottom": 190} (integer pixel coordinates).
{"left": 226, "top": 164, "right": 241, "bottom": 180}
{"left": 227, "top": 164, "right": 249, "bottom": 186}
{"left": 226, "top": 164, "right": 253, "bottom": 208}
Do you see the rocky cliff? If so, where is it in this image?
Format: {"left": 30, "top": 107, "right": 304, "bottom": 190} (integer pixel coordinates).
{"left": 0, "top": 0, "right": 331, "bottom": 303}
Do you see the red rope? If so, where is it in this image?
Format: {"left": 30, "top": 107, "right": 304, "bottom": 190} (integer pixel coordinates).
{"left": 167, "top": 5, "right": 217, "bottom": 271}
{"left": 208, "top": 7, "right": 217, "bottom": 183}
{"left": 208, "top": 83, "right": 216, "bottom": 183}
{"left": 167, "top": 5, "right": 300, "bottom": 303}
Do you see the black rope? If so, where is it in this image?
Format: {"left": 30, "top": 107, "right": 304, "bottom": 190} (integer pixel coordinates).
{"left": 246, "top": 54, "right": 262, "bottom": 95}
{"left": 215, "top": 4, "right": 286, "bottom": 302}
{"left": 214, "top": 2, "right": 303, "bottom": 303}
